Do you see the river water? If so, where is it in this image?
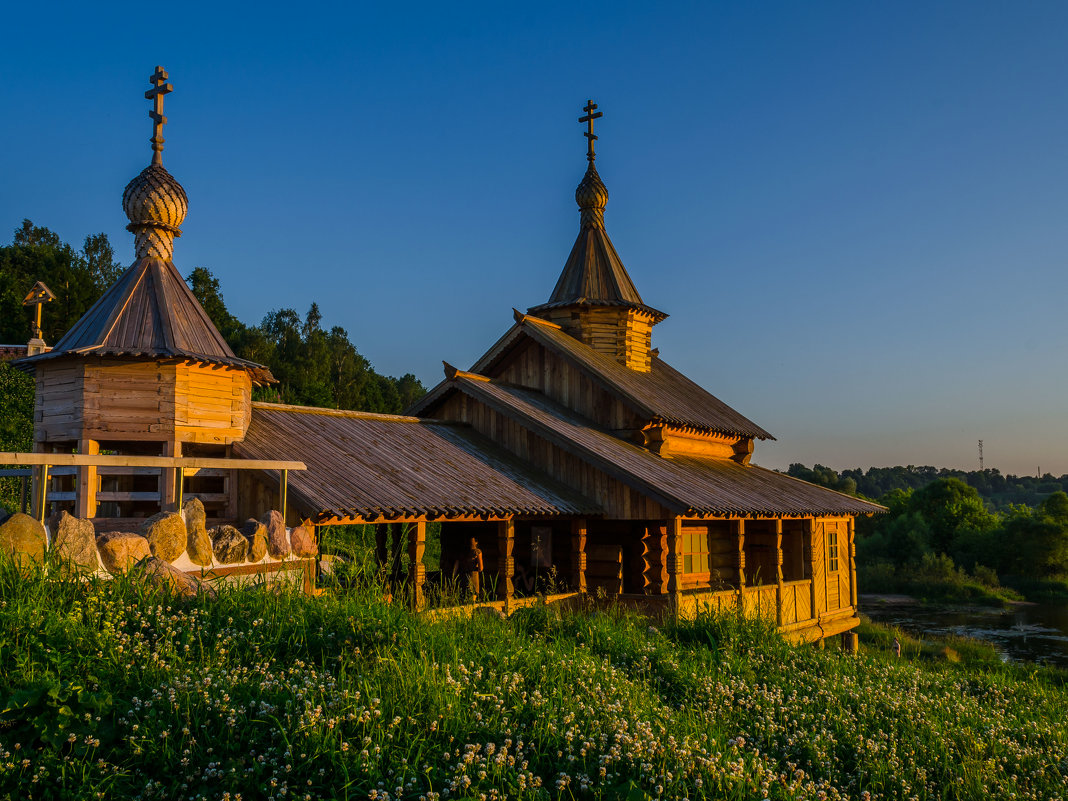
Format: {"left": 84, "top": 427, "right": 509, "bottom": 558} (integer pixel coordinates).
{"left": 859, "top": 595, "right": 1068, "bottom": 668}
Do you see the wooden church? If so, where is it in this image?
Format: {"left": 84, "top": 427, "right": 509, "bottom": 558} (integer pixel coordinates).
{"left": 10, "top": 73, "right": 882, "bottom": 644}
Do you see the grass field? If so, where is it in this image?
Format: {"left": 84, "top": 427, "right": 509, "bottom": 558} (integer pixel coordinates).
{"left": 1, "top": 555, "right": 1066, "bottom": 801}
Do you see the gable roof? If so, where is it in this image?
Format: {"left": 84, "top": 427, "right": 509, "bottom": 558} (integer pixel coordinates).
{"left": 235, "top": 402, "right": 600, "bottom": 522}
{"left": 446, "top": 375, "right": 883, "bottom": 518}
{"left": 14, "top": 257, "right": 273, "bottom": 383}
{"left": 409, "top": 313, "right": 773, "bottom": 440}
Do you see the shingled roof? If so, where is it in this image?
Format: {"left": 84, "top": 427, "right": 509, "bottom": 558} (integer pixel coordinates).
{"left": 446, "top": 376, "right": 882, "bottom": 518}
{"left": 14, "top": 258, "right": 273, "bottom": 383}
{"left": 235, "top": 403, "right": 600, "bottom": 522}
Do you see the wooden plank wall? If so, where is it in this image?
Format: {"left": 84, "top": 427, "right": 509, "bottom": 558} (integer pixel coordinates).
{"left": 175, "top": 363, "right": 251, "bottom": 444}
{"left": 492, "top": 340, "right": 646, "bottom": 433}
{"left": 34, "top": 362, "right": 85, "bottom": 442}
{"left": 540, "top": 308, "right": 654, "bottom": 372}
{"left": 437, "top": 393, "right": 671, "bottom": 520}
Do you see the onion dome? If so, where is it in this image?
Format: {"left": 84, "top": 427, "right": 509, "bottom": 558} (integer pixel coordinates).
{"left": 576, "top": 163, "right": 609, "bottom": 229}
{"left": 123, "top": 163, "right": 188, "bottom": 261}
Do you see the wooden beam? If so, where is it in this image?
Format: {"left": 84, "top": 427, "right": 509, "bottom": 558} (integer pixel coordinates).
{"left": 774, "top": 519, "right": 784, "bottom": 627}
{"left": 0, "top": 452, "right": 306, "bottom": 470}
{"left": 804, "top": 518, "right": 818, "bottom": 621}
{"left": 497, "top": 519, "right": 515, "bottom": 610}
{"left": 733, "top": 519, "right": 746, "bottom": 592}
{"left": 407, "top": 521, "right": 426, "bottom": 610}
{"left": 160, "top": 441, "right": 181, "bottom": 513}
{"left": 848, "top": 518, "right": 858, "bottom": 609}
{"left": 33, "top": 464, "right": 49, "bottom": 523}
{"left": 279, "top": 468, "right": 288, "bottom": 522}
{"left": 570, "top": 518, "right": 587, "bottom": 594}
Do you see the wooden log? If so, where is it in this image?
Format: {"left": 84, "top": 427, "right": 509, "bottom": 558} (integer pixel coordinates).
{"left": 497, "top": 519, "right": 514, "bottom": 606}
{"left": 407, "top": 521, "right": 427, "bottom": 610}
{"left": 570, "top": 518, "right": 587, "bottom": 594}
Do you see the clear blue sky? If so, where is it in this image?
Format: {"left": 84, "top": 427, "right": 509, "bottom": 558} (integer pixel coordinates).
{"left": 3, "top": 1, "right": 1068, "bottom": 476}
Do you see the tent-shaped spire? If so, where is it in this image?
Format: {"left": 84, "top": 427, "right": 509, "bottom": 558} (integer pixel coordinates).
{"left": 530, "top": 100, "right": 666, "bottom": 322}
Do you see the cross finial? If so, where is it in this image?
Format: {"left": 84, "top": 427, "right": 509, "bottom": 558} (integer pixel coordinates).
{"left": 145, "top": 66, "right": 173, "bottom": 165}
{"left": 579, "top": 99, "right": 603, "bottom": 163}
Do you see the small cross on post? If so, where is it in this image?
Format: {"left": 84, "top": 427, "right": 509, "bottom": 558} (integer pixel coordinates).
{"left": 578, "top": 99, "right": 603, "bottom": 162}
{"left": 145, "top": 66, "right": 173, "bottom": 165}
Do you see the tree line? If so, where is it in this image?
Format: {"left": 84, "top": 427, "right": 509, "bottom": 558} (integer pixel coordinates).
{"left": 0, "top": 220, "right": 425, "bottom": 412}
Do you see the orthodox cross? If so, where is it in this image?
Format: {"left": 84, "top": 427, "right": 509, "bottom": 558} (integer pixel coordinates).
{"left": 145, "top": 66, "right": 173, "bottom": 164}
{"left": 579, "top": 99, "right": 602, "bottom": 162}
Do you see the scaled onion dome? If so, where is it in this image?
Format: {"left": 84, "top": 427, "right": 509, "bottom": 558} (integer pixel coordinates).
{"left": 575, "top": 163, "right": 609, "bottom": 228}
{"left": 122, "top": 162, "right": 188, "bottom": 260}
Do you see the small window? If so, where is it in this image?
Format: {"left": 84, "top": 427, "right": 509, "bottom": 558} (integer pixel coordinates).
{"left": 827, "top": 528, "right": 839, "bottom": 572}
{"left": 682, "top": 529, "right": 709, "bottom": 575}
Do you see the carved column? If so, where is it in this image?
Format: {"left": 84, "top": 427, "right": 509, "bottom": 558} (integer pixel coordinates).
{"left": 497, "top": 519, "right": 515, "bottom": 609}
{"left": 407, "top": 521, "right": 427, "bottom": 610}
{"left": 774, "top": 519, "right": 784, "bottom": 627}
{"left": 666, "top": 516, "right": 683, "bottom": 616}
{"left": 643, "top": 522, "right": 669, "bottom": 594}
{"left": 848, "top": 518, "right": 858, "bottom": 610}
{"left": 570, "top": 518, "right": 587, "bottom": 594}
{"left": 76, "top": 439, "right": 99, "bottom": 519}
{"left": 733, "top": 519, "right": 746, "bottom": 611}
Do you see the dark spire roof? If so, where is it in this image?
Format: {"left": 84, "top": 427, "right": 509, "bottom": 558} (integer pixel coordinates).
{"left": 530, "top": 102, "right": 666, "bottom": 321}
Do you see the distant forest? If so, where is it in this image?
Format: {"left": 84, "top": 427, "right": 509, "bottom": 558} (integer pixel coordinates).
{"left": 0, "top": 220, "right": 425, "bottom": 412}
{"left": 785, "top": 462, "right": 1065, "bottom": 511}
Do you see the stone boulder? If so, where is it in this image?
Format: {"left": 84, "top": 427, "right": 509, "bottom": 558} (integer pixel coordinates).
{"left": 140, "top": 512, "right": 186, "bottom": 562}
{"left": 211, "top": 525, "right": 248, "bottom": 564}
{"left": 133, "top": 557, "right": 216, "bottom": 599}
{"left": 261, "top": 509, "right": 290, "bottom": 559}
{"left": 289, "top": 519, "right": 318, "bottom": 558}
{"left": 97, "top": 531, "right": 152, "bottom": 575}
{"left": 241, "top": 518, "right": 268, "bottom": 562}
{"left": 0, "top": 512, "right": 47, "bottom": 567}
{"left": 182, "top": 498, "right": 212, "bottom": 567}
{"left": 48, "top": 511, "right": 98, "bottom": 572}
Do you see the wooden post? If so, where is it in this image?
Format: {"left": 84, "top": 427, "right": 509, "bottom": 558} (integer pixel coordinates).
{"left": 33, "top": 463, "right": 49, "bottom": 524}
{"left": 666, "top": 516, "right": 683, "bottom": 617}
{"left": 159, "top": 441, "right": 181, "bottom": 512}
{"left": 407, "top": 521, "right": 427, "bottom": 610}
{"left": 75, "top": 439, "right": 99, "bottom": 519}
{"left": 497, "top": 519, "right": 515, "bottom": 609}
{"left": 774, "top": 518, "right": 784, "bottom": 627}
{"left": 644, "top": 522, "right": 669, "bottom": 595}
{"left": 175, "top": 466, "right": 184, "bottom": 510}
{"left": 279, "top": 468, "right": 288, "bottom": 522}
{"left": 804, "top": 518, "right": 818, "bottom": 620}
{"left": 570, "top": 518, "right": 587, "bottom": 594}
{"left": 733, "top": 519, "right": 746, "bottom": 611}
{"left": 303, "top": 541, "right": 317, "bottom": 596}
{"left": 848, "top": 518, "right": 858, "bottom": 609}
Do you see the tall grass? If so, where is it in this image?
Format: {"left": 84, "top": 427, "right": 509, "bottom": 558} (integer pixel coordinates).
{"left": 1, "top": 558, "right": 1066, "bottom": 800}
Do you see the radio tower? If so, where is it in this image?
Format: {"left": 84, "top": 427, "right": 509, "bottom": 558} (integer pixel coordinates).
{"left": 978, "top": 440, "right": 984, "bottom": 471}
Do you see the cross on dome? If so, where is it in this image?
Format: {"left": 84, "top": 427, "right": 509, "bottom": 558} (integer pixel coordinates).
{"left": 579, "top": 99, "right": 602, "bottom": 162}
{"left": 146, "top": 66, "right": 173, "bottom": 165}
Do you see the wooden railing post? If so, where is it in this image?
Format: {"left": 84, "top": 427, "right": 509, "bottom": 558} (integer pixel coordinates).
{"left": 497, "top": 519, "right": 515, "bottom": 610}
{"left": 407, "top": 521, "right": 427, "bottom": 610}
{"left": 570, "top": 518, "right": 587, "bottom": 594}
{"left": 774, "top": 519, "right": 784, "bottom": 626}
{"left": 804, "top": 518, "right": 818, "bottom": 620}
{"left": 666, "top": 516, "right": 683, "bottom": 618}
{"left": 76, "top": 439, "right": 99, "bottom": 519}
{"left": 160, "top": 441, "right": 181, "bottom": 512}
{"left": 33, "top": 464, "right": 49, "bottom": 524}
{"left": 279, "top": 468, "right": 288, "bottom": 522}
{"left": 733, "top": 519, "right": 746, "bottom": 612}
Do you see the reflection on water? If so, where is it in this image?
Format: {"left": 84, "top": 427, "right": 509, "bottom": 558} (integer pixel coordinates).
{"left": 860, "top": 596, "right": 1068, "bottom": 668}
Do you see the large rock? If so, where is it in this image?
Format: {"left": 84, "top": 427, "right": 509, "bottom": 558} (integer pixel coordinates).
{"left": 0, "top": 512, "right": 46, "bottom": 567}
{"left": 97, "top": 531, "right": 152, "bottom": 575}
{"left": 140, "top": 512, "right": 186, "bottom": 562}
{"left": 211, "top": 525, "right": 248, "bottom": 564}
{"left": 261, "top": 509, "right": 290, "bottom": 559}
{"left": 289, "top": 519, "right": 318, "bottom": 558}
{"left": 48, "top": 511, "right": 98, "bottom": 572}
{"left": 133, "top": 557, "right": 216, "bottom": 599}
{"left": 182, "top": 498, "right": 212, "bottom": 567}
{"left": 241, "top": 518, "right": 268, "bottom": 562}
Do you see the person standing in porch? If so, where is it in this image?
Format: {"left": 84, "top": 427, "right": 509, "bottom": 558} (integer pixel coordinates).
{"left": 453, "top": 537, "right": 484, "bottom": 600}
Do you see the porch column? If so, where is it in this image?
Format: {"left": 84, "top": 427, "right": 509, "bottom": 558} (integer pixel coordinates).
{"left": 570, "top": 518, "right": 587, "bottom": 594}
{"left": 804, "top": 518, "right": 818, "bottom": 619}
{"left": 733, "top": 519, "right": 746, "bottom": 611}
{"left": 75, "top": 438, "right": 99, "bottom": 519}
{"left": 160, "top": 441, "right": 181, "bottom": 512}
{"left": 497, "top": 519, "right": 514, "bottom": 609}
{"left": 407, "top": 521, "right": 427, "bottom": 610}
{"left": 774, "top": 519, "right": 784, "bottom": 626}
{"left": 666, "top": 516, "right": 683, "bottom": 616}
{"left": 644, "top": 522, "right": 668, "bottom": 594}
{"left": 848, "top": 518, "right": 858, "bottom": 609}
